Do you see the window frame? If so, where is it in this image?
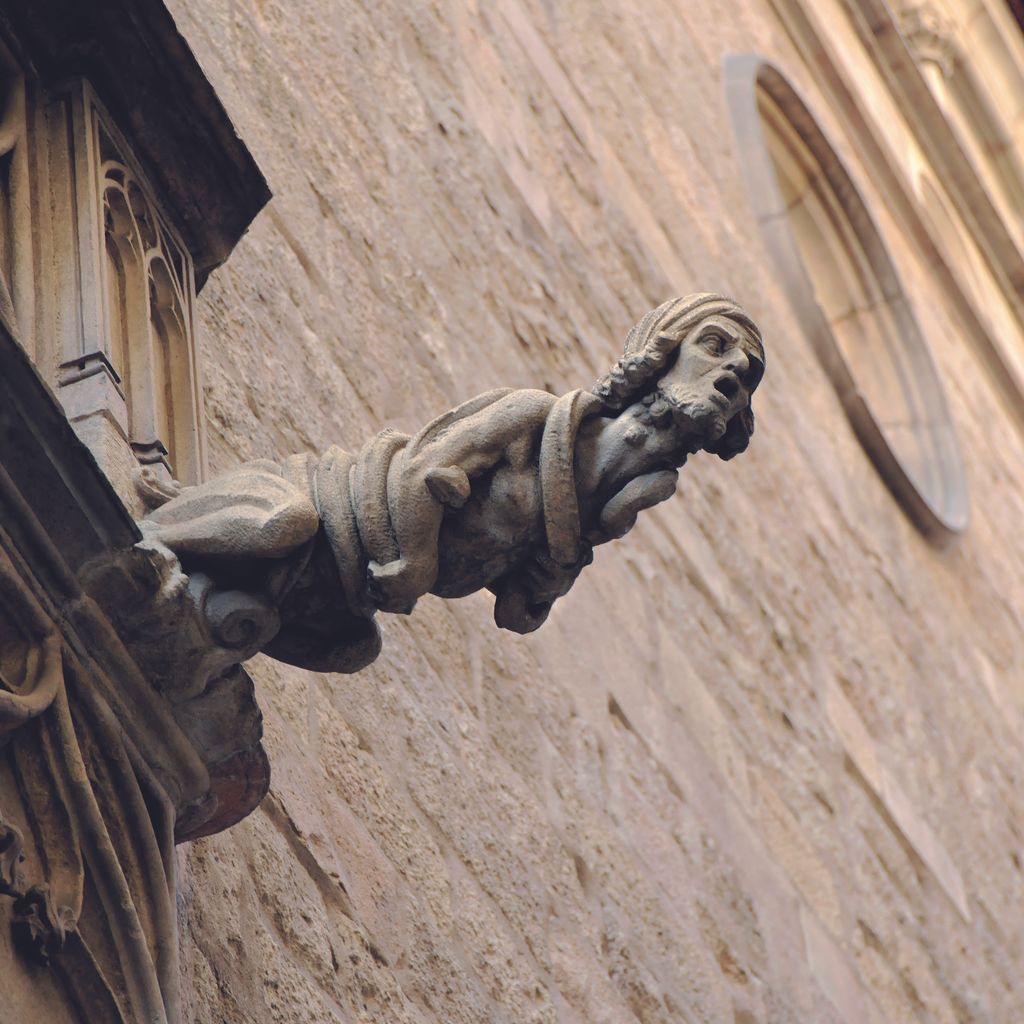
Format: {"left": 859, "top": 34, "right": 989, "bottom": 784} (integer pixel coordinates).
{"left": 724, "top": 53, "right": 968, "bottom": 541}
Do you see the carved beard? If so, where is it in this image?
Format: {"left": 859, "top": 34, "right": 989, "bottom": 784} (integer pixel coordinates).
{"left": 650, "top": 383, "right": 729, "bottom": 446}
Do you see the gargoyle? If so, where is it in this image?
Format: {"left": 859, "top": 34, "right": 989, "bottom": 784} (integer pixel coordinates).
{"left": 139, "top": 293, "right": 764, "bottom": 672}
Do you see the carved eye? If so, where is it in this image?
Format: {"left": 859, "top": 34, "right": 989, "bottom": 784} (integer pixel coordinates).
{"left": 702, "top": 332, "right": 728, "bottom": 356}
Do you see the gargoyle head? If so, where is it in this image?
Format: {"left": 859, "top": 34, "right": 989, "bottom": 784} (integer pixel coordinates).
{"left": 594, "top": 294, "right": 765, "bottom": 459}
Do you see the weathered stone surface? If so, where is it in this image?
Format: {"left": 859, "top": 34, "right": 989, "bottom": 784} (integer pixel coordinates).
{"left": 149, "top": 0, "right": 1024, "bottom": 1021}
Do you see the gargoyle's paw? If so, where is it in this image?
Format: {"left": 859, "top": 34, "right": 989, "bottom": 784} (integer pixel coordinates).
{"left": 598, "top": 470, "right": 678, "bottom": 540}
{"left": 425, "top": 466, "right": 472, "bottom": 508}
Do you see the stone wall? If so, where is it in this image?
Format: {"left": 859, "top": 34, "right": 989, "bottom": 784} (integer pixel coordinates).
{"left": 163, "top": 0, "right": 1024, "bottom": 1020}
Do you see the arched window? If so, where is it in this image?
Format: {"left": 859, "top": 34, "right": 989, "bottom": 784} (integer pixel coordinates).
{"left": 146, "top": 255, "right": 198, "bottom": 484}
{"left": 725, "top": 55, "right": 968, "bottom": 539}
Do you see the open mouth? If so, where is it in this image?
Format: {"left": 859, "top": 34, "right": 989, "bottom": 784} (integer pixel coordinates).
{"left": 713, "top": 374, "right": 740, "bottom": 402}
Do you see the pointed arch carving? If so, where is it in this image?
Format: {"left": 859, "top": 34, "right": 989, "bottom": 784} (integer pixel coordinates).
{"left": 52, "top": 82, "right": 205, "bottom": 496}
{"left": 96, "top": 108, "right": 202, "bottom": 484}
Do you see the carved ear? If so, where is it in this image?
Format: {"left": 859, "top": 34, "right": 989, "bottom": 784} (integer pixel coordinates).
{"left": 705, "top": 406, "right": 754, "bottom": 461}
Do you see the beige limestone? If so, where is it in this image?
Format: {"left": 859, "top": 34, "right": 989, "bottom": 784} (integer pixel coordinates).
{"left": 150, "top": 0, "right": 1024, "bottom": 1020}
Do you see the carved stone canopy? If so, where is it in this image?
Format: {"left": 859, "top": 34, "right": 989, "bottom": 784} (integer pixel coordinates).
{"left": 0, "top": 0, "right": 271, "bottom": 508}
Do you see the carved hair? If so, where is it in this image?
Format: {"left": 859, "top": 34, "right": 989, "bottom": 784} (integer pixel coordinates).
{"left": 593, "top": 293, "right": 764, "bottom": 460}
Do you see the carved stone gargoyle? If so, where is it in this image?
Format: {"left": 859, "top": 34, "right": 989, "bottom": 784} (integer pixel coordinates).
{"left": 140, "top": 294, "right": 765, "bottom": 672}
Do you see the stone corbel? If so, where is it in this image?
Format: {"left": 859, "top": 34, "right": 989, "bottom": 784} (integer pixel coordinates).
{"left": 0, "top": 318, "right": 271, "bottom": 1022}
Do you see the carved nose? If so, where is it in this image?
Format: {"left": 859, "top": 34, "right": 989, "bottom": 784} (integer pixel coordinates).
{"left": 723, "top": 349, "right": 749, "bottom": 374}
